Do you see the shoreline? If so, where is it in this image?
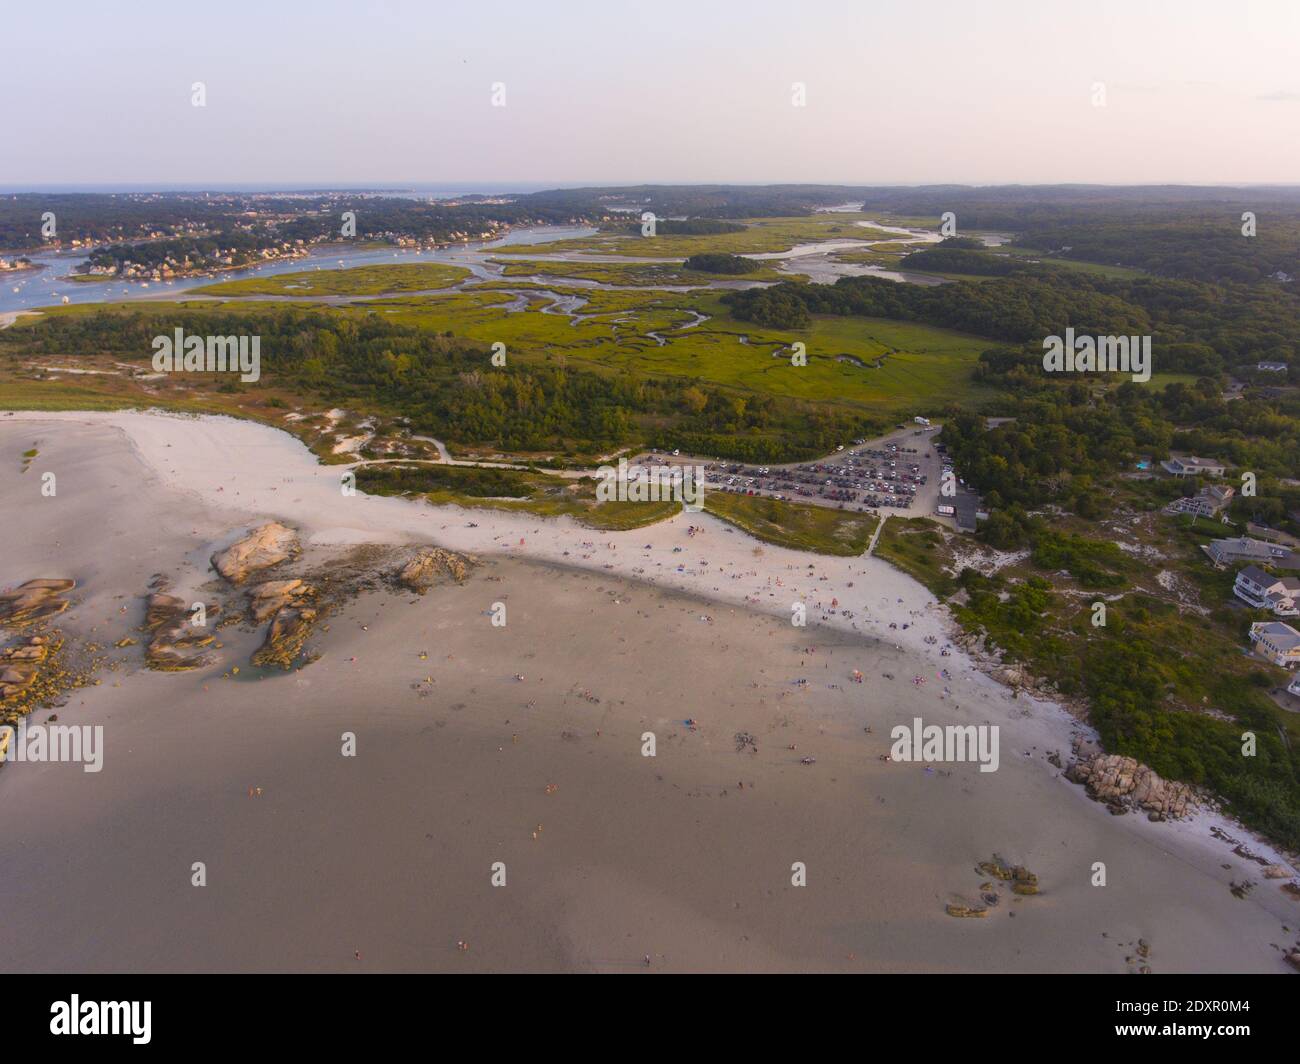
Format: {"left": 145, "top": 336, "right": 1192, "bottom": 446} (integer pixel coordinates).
{"left": 5, "top": 408, "right": 1298, "bottom": 874}
{"left": 1, "top": 409, "right": 1297, "bottom": 970}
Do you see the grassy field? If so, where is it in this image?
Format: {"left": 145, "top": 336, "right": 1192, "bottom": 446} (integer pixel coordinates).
{"left": 353, "top": 461, "right": 682, "bottom": 529}
{"left": 487, "top": 258, "right": 785, "bottom": 285}
{"left": 9, "top": 282, "right": 994, "bottom": 420}
{"left": 191, "top": 263, "right": 471, "bottom": 297}
{"left": 378, "top": 283, "right": 990, "bottom": 412}
{"left": 510, "top": 215, "right": 906, "bottom": 259}
{"left": 702, "top": 491, "right": 878, "bottom": 555}
{"left": 992, "top": 245, "right": 1147, "bottom": 280}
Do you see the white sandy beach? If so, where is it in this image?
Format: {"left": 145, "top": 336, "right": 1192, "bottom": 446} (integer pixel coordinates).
{"left": 1, "top": 410, "right": 1297, "bottom": 972}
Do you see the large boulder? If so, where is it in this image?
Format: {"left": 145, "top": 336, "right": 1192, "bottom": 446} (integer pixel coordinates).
{"left": 248, "top": 579, "right": 313, "bottom": 622}
{"left": 211, "top": 523, "right": 300, "bottom": 584}
{"left": 143, "top": 592, "right": 216, "bottom": 671}
{"left": 396, "top": 547, "right": 472, "bottom": 593}
{"left": 251, "top": 606, "right": 317, "bottom": 669}
{"left": 0, "top": 579, "right": 74, "bottom": 626}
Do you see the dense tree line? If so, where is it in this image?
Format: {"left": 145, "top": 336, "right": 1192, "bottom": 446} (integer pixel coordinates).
{"left": 1014, "top": 216, "right": 1300, "bottom": 284}
{"left": 683, "top": 252, "right": 761, "bottom": 274}
{"left": 723, "top": 270, "right": 1296, "bottom": 375}
{"left": 899, "top": 247, "right": 1024, "bottom": 276}
{"left": 0, "top": 193, "right": 235, "bottom": 249}
{"left": 0, "top": 308, "right": 874, "bottom": 460}
{"left": 937, "top": 369, "right": 1299, "bottom": 529}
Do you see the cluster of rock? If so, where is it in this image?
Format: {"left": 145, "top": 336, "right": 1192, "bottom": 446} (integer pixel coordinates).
{"left": 205, "top": 523, "right": 318, "bottom": 670}
{"left": 211, "top": 522, "right": 300, "bottom": 584}
{"left": 143, "top": 592, "right": 217, "bottom": 671}
{"left": 1, "top": 634, "right": 58, "bottom": 708}
{"left": 0, "top": 578, "right": 74, "bottom": 626}
{"left": 248, "top": 579, "right": 318, "bottom": 669}
{"left": 0, "top": 579, "right": 80, "bottom": 726}
{"left": 978, "top": 855, "right": 1040, "bottom": 896}
{"left": 396, "top": 547, "right": 473, "bottom": 593}
{"left": 1065, "top": 741, "right": 1196, "bottom": 820}
{"left": 249, "top": 579, "right": 314, "bottom": 622}
{"left": 946, "top": 854, "right": 1041, "bottom": 917}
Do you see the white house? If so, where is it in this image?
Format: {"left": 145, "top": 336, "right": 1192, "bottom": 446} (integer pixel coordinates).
{"left": 1233, "top": 566, "right": 1300, "bottom": 616}
{"left": 1161, "top": 456, "right": 1227, "bottom": 477}
{"left": 1167, "top": 484, "right": 1234, "bottom": 518}
{"left": 1248, "top": 621, "right": 1300, "bottom": 668}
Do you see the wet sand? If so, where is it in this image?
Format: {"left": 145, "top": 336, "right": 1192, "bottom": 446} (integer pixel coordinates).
{"left": 1, "top": 415, "right": 1297, "bottom": 972}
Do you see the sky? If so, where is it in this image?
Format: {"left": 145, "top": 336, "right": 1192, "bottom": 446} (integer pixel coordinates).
{"left": 3, "top": 0, "right": 1299, "bottom": 188}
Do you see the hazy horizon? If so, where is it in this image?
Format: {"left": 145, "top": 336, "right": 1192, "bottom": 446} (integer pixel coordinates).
{"left": 6, "top": 0, "right": 1299, "bottom": 187}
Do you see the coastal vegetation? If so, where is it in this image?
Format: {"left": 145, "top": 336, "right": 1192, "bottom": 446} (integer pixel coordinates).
{"left": 683, "top": 253, "right": 761, "bottom": 274}
{"left": 354, "top": 461, "right": 681, "bottom": 529}
{"left": 702, "top": 492, "right": 878, "bottom": 555}
{"left": 193, "top": 263, "right": 471, "bottom": 297}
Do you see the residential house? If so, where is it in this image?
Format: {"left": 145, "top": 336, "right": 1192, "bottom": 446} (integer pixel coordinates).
{"left": 1289, "top": 675, "right": 1300, "bottom": 697}
{"left": 1233, "top": 566, "right": 1300, "bottom": 616}
{"left": 1248, "top": 621, "right": 1300, "bottom": 668}
{"left": 1257, "top": 361, "right": 1289, "bottom": 373}
{"left": 1166, "top": 483, "right": 1234, "bottom": 518}
{"left": 1161, "top": 456, "right": 1227, "bottom": 477}
{"left": 1205, "top": 536, "right": 1295, "bottom": 567}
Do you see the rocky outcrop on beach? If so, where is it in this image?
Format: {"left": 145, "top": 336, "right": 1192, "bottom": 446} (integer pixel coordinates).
{"left": 251, "top": 603, "right": 318, "bottom": 669}
{"left": 248, "top": 579, "right": 315, "bottom": 622}
{"left": 0, "top": 578, "right": 74, "bottom": 626}
{"left": 0, "top": 635, "right": 55, "bottom": 704}
{"left": 978, "top": 855, "right": 1040, "bottom": 895}
{"left": 946, "top": 855, "right": 1041, "bottom": 917}
{"left": 0, "top": 579, "right": 101, "bottom": 723}
{"left": 247, "top": 577, "right": 319, "bottom": 669}
{"left": 211, "top": 522, "right": 300, "bottom": 584}
{"left": 1065, "top": 743, "right": 1196, "bottom": 820}
{"left": 395, "top": 547, "right": 473, "bottom": 593}
{"left": 143, "top": 592, "right": 217, "bottom": 671}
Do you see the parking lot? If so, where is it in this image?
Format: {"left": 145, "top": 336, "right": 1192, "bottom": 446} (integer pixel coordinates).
{"left": 637, "top": 423, "right": 955, "bottom": 520}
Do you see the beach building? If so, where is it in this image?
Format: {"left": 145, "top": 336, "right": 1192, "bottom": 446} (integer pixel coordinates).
{"left": 1233, "top": 566, "right": 1300, "bottom": 616}
{"left": 953, "top": 493, "right": 986, "bottom": 534}
{"left": 1248, "top": 621, "right": 1300, "bottom": 668}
